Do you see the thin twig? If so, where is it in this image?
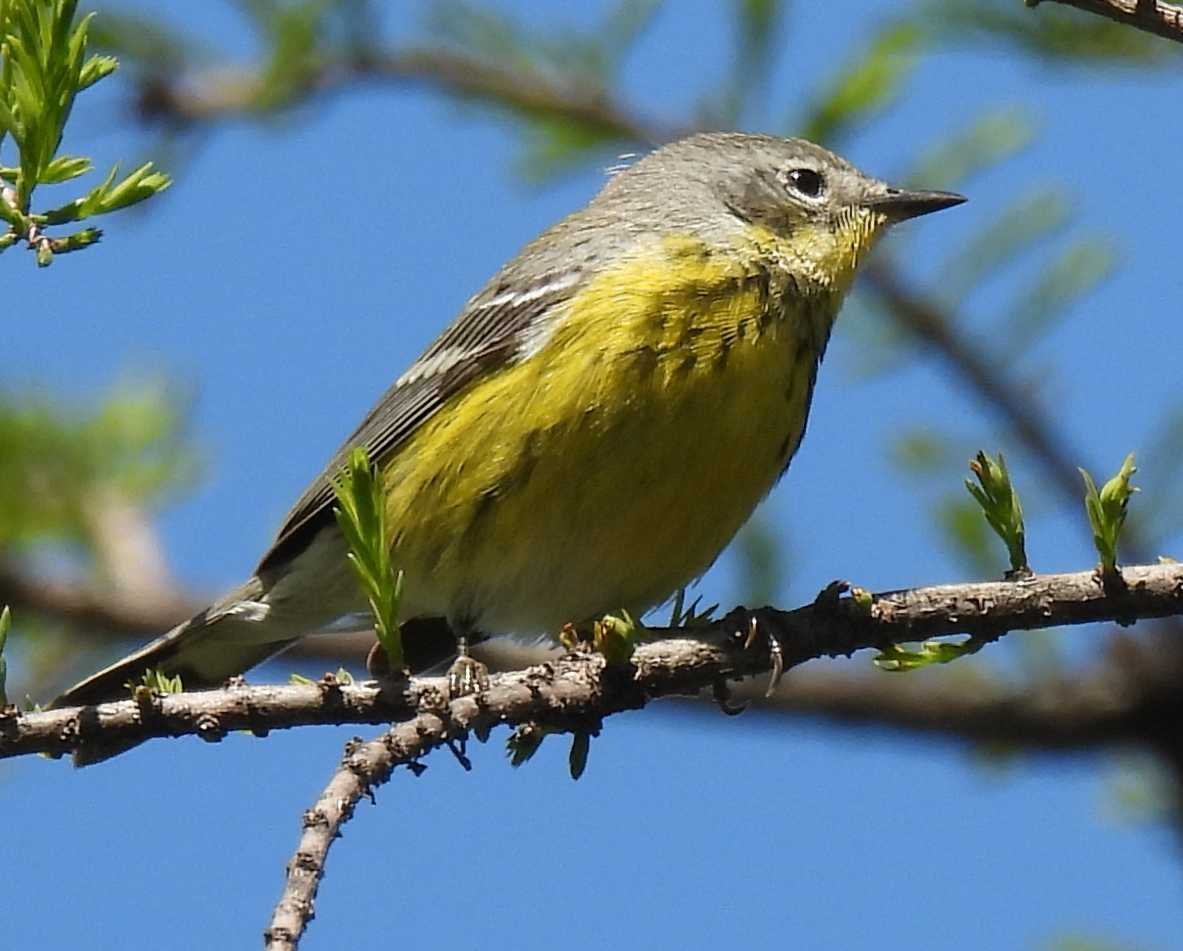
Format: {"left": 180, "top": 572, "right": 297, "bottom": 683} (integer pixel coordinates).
{"left": 1028, "top": 0, "right": 1183, "bottom": 45}
{"left": 262, "top": 718, "right": 447, "bottom": 950}
{"left": 8, "top": 562, "right": 1183, "bottom": 762}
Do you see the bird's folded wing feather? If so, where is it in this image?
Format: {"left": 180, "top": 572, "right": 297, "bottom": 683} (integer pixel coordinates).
{"left": 257, "top": 269, "right": 582, "bottom": 572}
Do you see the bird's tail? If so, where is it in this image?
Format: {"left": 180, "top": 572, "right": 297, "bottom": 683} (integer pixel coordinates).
{"left": 51, "top": 577, "right": 301, "bottom": 765}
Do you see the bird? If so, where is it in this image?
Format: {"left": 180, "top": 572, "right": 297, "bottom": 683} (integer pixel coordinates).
{"left": 53, "top": 131, "right": 964, "bottom": 732}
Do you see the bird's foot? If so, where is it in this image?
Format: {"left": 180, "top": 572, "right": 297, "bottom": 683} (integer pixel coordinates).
{"left": 724, "top": 609, "right": 785, "bottom": 698}
{"left": 446, "top": 637, "right": 490, "bottom": 698}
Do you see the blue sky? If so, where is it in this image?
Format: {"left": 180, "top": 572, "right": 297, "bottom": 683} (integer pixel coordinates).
{"left": 3, "top": 2, "right": 1183, "bottom": 948}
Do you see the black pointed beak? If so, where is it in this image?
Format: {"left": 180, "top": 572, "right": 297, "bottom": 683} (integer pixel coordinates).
{"left": 866, "top": 187, "right": 966, "bottom": 222}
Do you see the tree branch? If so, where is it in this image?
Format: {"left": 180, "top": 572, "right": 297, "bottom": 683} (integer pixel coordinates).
{"left": 258, "top": 560, "right": 1183, "bottom": 950}
{"left": 730, "top": 639, "right": 1181, "bottom": 751}
{"left": 133, "top": 48, "right": 678, "bottom": 145}
{"left": 7, "top": 562, "right": 1183, "bottom": 762}
{"left": 7, "top": 563, "right": 1178, "bottom": 950}
{"left": 1028, "top": 0, "right": 1183, "bottom": 45}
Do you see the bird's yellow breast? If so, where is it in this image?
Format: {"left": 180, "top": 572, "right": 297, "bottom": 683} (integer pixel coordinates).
{"left": 382, "top": 232, "right": 843, "bottom": 633}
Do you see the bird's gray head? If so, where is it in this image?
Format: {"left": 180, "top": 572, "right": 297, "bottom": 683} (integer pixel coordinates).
{"left": 595, "top": 132, "right": 964, "bottom": 291}
{"left": 604, "top": 132, "right": 964, "bottom": 232}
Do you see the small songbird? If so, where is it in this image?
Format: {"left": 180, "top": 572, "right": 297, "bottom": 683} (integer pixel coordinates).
{"left": 54, "top": 132, "right": 964, "bottom": 730}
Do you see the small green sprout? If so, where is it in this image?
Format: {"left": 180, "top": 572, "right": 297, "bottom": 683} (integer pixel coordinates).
{"left": 1080, "top": 453, "right": 1137, "bottom": 576}
{"left": 593, "top": 610, "right": 646, "bottom": 664}
{"left": 332, "top": 447, "right": 405, "bottom": 672}
{"left": 965, "top": 450, "right": 1028, "bottom": 574}
{"left": 130, "top": 667, "right": 184, "bottom": 697}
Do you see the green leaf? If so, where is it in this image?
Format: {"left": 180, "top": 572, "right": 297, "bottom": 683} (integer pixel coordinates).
{"left": 1080, "top": 453, "right": 1138, "bottom": 574}
{"left": 78, "top": 162, "right": 171, "bottom": 216}
{"left": 875, "top": 636, "right": 985, "bottom": 672}
{"left": 77, "top": 52, "right": 115, "bottom": 90}
{"left": 39, "top": 153, "right": 90, "bottom": 182}
{"left": 965, "top": 450, "right": 1028, "bottom": 574}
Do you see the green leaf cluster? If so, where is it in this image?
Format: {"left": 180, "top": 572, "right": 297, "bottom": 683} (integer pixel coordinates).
{"left": 132, "top": 666, "right": 183, "bottom": 697}
{"left": 0, "top": 0, "right": 170, "bottom": 264}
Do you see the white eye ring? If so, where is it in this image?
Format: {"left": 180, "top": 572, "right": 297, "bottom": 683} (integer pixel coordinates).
{"left": 784, "top": 167, "right": 826, "bottom": 200}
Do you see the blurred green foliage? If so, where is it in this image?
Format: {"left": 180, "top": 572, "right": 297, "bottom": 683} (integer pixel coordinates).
{"left": 0, "top": 378, "right": 198, "bottom": 549}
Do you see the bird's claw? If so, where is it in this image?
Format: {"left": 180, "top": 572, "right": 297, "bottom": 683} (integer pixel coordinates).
{"left": 738, "top": 613, "right": 784, "bottom": 698}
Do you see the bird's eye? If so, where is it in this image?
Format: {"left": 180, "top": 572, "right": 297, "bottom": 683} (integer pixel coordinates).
{"left": 786, "top": 168, "right": 825, "bottom": 199}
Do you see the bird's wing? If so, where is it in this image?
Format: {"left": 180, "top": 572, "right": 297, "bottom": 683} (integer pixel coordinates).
{"left": 257, "top": 270, "right": 582, "bottom": 572}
